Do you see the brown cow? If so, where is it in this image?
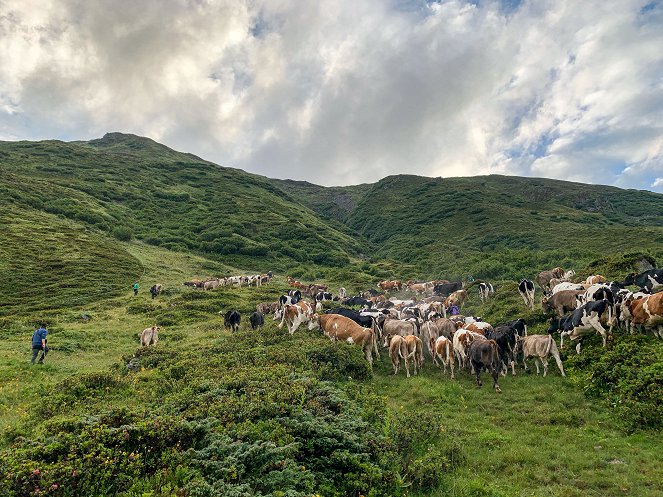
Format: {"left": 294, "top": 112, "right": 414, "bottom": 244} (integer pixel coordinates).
{"left": 431, "top": 317, "right": 457, "bottom": 340}
{"left": 382, "top": 316, "right": 417, "bottom": 337}
{"left": 140, "top": 325, "right": 159, "bottom": 347}
{"left": 378, "top": 280, "right": 402, "bottom": 292}
{"left": 464, "top": 321, "right": 494, "bottom": 336}
{"left": 384, "top": 334, "right": 406, "bottom": 374}
{"left": 536, "top": 267, "right": 564, "bottom": 291}
{"left": 309, "top": 313, "right": 379, "bottom": 367}
{"left": 430, "top": 335, "right": 455, "bottom": 378}
{"left": 517, "top": 334, "right": 565, "bottom": 377}
{"left": 401, "top": 335, "right": 424, "bottom": 378}
{"left": 541, "top": 290, "right": 585, "bottom": 316}
{"left": 622, "top": 292, "right": 663, "bottom": 338}
{"left": 585, "top": 275, "right": 607, "bottom": 285}
{"left": 444, "top": 290, "right": 469, "bottom": 309}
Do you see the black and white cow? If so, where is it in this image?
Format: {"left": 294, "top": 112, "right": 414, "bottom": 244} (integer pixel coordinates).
{"left": 623, "top": 269, "right": 663, "bottom": 293}
{"left": 279, "top": 294, "right": 300, "bottom": 308}
{"left": 342, "top": 296, "right": 373, "bottom": 308}
{"left": 478, "top": 282, "right": 495, "bottom": 303}
{"left": 548, "top": 299, "right": 612, "bottom": 354}
{"left": 315, "top": 291, "right": 333, "bottom": 302}
{"left": 518, "top": 279, "right": 535, "bottom": 309}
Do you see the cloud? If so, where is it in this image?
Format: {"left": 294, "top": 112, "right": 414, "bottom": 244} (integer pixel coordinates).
{"left": 0, "top": 0, "right": 662, "bottom": 192}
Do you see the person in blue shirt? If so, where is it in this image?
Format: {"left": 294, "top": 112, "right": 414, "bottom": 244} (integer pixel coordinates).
{"left": 31, "top": 324, "right": 49, "bottom": 365}
{"left": 448, "top": 304, "right": 460, "bottom": 316}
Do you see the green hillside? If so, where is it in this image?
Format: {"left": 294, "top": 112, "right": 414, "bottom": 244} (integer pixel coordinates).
{"left": 1, "top": 135, "right": 663, "bottom": 496}
{"left": 342, "top": 174, "right": 663, "bottom": 280}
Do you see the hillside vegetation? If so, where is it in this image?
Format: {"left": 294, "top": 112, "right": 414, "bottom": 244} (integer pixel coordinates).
{"left": 1, "top": 135, "right": 662, "bottom": 496}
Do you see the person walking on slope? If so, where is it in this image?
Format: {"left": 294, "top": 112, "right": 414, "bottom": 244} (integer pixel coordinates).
{"left": 31, "top": 324, "right": 49, "bottom": 365}
{"left": 133, "top": 281, "right": 140, "bottom": 296}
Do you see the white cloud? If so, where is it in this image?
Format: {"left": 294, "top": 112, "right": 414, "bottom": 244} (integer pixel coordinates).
{"left": 0, "top": 0, "right": 662, "bottom": 192}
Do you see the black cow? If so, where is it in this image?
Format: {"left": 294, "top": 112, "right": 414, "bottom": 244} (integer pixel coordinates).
{"left": 362, "top": 288, "right": 383, "bottom": 297}
{"left": 325, "top": 307, "right": 377, "bottom": 330}
{"left": 342, "top": 296, "right": 373, "bottom": 308}
{"left": 315, "top": 291, "right": 333, "bottom": 302}
{"left": 486, "top": 326, "right": 518, "bottom": 376}
{"left": 467, "top": 340, "right": 502, "bottom": 393}
{"left": 547, "top": 299, "right": 612, "bottom": 353}
{"left": 623, "top": 269, "right": 663, "bottom": 293}
{"left": 433, "top": 282, "right": 462, "bottom": 297}
{"left": 501, "top": 318, "right": 528, "bottom": 337}
{"left": 249, "top": 312, "right": 264, "bottom": 330}
{"left": 224, "top": 310, "right": 241, "bottom": 333}
{"left": 518, "top": 279, "right": 536, "bottom": 308}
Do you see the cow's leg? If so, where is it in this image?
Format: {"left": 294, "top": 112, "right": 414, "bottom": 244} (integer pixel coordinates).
{"left": 404, "top": 356, "right": 411, "bottom": 378}
{"left": 510, "top": 357, "right": 516, "bottom": 376}
{"left": 589, "top": 318, "right": 608, "bottom": 347}
{"left": 364, "top": 344, "right": 373, "bottom": 370}
{"left": 542, "top": 358, "right": 549, "bottom": 377}
{"left": 559, "top": 331, "right": 566, "bottom": 349}
{"left": 523, "top": 355, "right": 529, "bottom": 373}
{"left": 473, "top": 362, "right": 482, "bottom": 387}
{"left": 535, "top": 358, "right": 540, "bottom": 375}
{"left": 576, "top": 341, "right": 582, "bottom": 354}
{"left": 553, "top": 351, "right": 565, "bottom": 376}
{"left": 449, "top": 357, "right": 455, "bottom": 379}
{"left": 492, "top": 366, "right": 501, "bottom": 393}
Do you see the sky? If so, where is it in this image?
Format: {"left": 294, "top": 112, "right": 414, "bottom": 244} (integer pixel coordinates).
{"left": 1, "top": 0, "right": 662, "bottom": 192}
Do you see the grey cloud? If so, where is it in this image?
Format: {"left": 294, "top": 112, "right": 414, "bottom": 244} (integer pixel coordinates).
{"left": 0, "top": 0, "right": 661, "bottom": 192}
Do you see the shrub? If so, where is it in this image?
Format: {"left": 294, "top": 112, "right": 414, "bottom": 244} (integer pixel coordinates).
{"left": 111, "top": 226, "right": 133, "bottom": 241}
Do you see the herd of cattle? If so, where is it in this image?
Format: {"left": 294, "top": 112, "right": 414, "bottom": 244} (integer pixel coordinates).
{"left": 142, "top": 267, "right": 662, "bottom": 393}
{"left": 183, "top": 272, "right": 273, "bottom": 290}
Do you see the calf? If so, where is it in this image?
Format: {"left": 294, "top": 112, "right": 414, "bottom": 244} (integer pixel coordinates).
{"left": 385, "top": 334, "right": 406, "bottom": 375}
{"left": 518, "top": 279, "right": 535, "bottom": 309}
{"left": 517, "top": 334, "right": 565, "bottom": 377}
{"left": 140, "top": 325, "right": 159, "bottom": 347}
{"left": 249, "top": 312, "right": 264, "bottom": 330}
{"left": 401, "top": 335, "right": 424, "bottom": 378}
{"left": 467, "top": 340, "right": 502, "bottom": 393}
{"left": 224, "top": 310, "right": 241, "bottom": 333}
{"left": 309, "top": 313, "right": 379, "bottom": 367}
{"left": 430, "top": 335, "right": 455, "bottom": 379}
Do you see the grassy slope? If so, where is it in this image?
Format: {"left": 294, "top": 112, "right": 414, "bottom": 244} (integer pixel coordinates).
{"left": 1, "top": 240, "right": 662, "bottom": 496}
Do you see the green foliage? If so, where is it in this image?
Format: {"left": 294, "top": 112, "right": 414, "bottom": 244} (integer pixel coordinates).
{"left": 112, "top": 226, "right": 133, "bottom": 242}
{"left": 565, "top": 333, "right": 663, "bottom": 431}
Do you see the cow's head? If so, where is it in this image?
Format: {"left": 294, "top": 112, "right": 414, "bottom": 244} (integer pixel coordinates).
{"left": 307, "top": 314, "right": 321, "bottom": 331}
{"left": 382, "top": 333, "right": 393, "bottom": 348}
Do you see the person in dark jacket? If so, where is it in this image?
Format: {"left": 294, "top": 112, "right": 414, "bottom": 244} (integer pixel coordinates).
{"left": 31, "top": 324, "right": 49, "bottom": 365}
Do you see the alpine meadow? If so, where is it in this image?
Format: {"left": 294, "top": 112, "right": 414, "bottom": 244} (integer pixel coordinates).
{"left": 1, "top": 133, "right": 663, "bottom": 497}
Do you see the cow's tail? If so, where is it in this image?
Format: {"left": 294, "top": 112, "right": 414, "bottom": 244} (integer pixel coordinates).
{"left": 445, "top": 339, "right": 450, "bottom": 366}
{"left": 372, "top": 329, "right": 380, "bottom": 360}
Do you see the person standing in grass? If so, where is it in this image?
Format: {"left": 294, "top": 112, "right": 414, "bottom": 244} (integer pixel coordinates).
{"left": 133, "top": 281, "right": 140, "bottom": 296}
{"left": 31, "top": 324, "right": 49, "bottom": 365}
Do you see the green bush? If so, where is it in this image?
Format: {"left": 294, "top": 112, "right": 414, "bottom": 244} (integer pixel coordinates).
{"left": 111, "top": 226, "right": 133, "bottom": 241}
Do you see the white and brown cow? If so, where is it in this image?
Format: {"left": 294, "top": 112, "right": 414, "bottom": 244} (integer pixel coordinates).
{"left": 444, "top": 289, "right": 469, "bottom": 309}
{"left": 309, "top": 313, "right": 379, "bottom": 367}
{"left": 278, "top": 301, "right": 313, "bottom": 335}
{"left": 401, "top": 335, "right": 424, "bottom": 378}
{"left": 517, "top": 334, "right": 565, "bottom": 377}
{"left": 140, "top": 325, "right": 159, "bottom": 347}
{"left": 430, "top": 335, "right": 455, "bottom": 379}
{"left": 621, "top": 292, "right": 663, "bottom": 338}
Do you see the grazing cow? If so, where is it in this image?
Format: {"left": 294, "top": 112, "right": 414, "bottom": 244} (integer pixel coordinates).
{"left": 541, "top": 290, "right": 585, "bottom": 316}
{"left": 401, "top": 335, "right": 424, "bottom": 377}
{"left": 433, "top": 281, "right": 463, "bottom": 297}
{"left": 518, "top": 279, "right": 536, "bottom": 309}
{"left": 548, "top": 299, "right": 612, "bottom": 353}
{"left": 204, "top": 279, "right": 220, "bottom": 291}
{"left": 384, "top": 334, "right": 405, "bottom": 375}
{"left": 140, "top": 325, "right": 159, "bottom": 347}
{"left": 407, "top": 282, "right": 427, "bottom": 295}
{"left": 309, "top": 313, "right": 379, "bottom": 367}
{"left": 249, "top": 312, "right": 264, "bottom": 330}
{"left": 623, "top": 269, "right": 663, "bottom": 293}
{"left": 150, "top": 284, "right": 162, "bottom": 299}
{"left": 536, "top": 267, "right": 564, "bottom": 292}
{"left": 279, "top": 301, "right": 313, "bottom": 335}
{"left": 467, "top": 340, "right": 502, "bottom": 393}
{"left": 430, "top": 335, "right": 455, "bottom": 379}
{"left": 517, "top": 335, "right": 565, "bottom": 377}
{"left": 444, "top": 290, "right": 468, "bottom": 309}
{"left": 585, "top": 275, "right": 607, "bottom": 285}
{"left": 257, "top": 302, "right": 279, "bottom": 315}
{"left": 478, "top": 282, "right": 495, "bottom": 303}
{"left": 224, "top": 311, "right": 241, "bottom": 333}
{"left": 315, "top": 291, "right": 333, "bottom": 302}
